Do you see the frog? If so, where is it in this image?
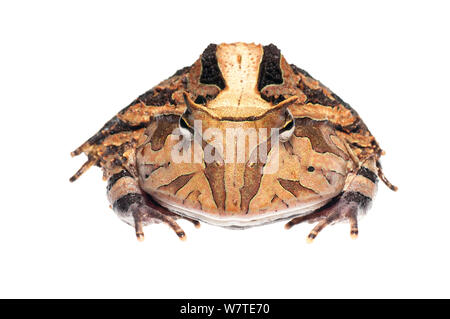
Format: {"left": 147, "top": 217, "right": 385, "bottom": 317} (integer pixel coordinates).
{"left": 70, "top": 42, "right": 397, "bottom": 242}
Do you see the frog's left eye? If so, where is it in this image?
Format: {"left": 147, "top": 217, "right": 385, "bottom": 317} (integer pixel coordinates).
{"left": 179, "top": 117, "right": 194, "bottom": 140}
{"left": 279, "top": 112, "right": 295, "bottom": 142}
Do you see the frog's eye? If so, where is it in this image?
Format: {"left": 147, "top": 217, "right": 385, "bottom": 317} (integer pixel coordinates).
{"left": 179, "top": 117, "right": 194, "bottom": 140}
{"left": 279, "top": 112, "right": 295, "bottom": 142}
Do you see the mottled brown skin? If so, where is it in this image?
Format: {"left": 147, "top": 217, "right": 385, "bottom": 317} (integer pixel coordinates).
{"left": 71, "top": 42, "right": 396, "bottom": 242}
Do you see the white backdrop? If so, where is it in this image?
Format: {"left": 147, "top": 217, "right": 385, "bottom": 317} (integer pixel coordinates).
{"left": 1, "top": 0, "right": 449, "bottom": 298}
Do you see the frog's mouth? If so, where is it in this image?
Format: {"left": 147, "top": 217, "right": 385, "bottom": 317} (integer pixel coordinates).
{"left": 152, "top": 197, "right": 331, "bottom": 229}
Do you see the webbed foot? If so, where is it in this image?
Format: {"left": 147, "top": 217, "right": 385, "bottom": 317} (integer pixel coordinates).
{"left": 285, "top": 191, "right": 370, "bottom": 242}
{"left": 131, "top": 200, "right": 187, "bottom": 242}
{"left": 105, "top": 169, "right": 200, "bottom": 241}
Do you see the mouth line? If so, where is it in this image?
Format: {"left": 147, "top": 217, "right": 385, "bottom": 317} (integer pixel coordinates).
{"left": 152, "top": 197, "right": 331, "bottom": 228}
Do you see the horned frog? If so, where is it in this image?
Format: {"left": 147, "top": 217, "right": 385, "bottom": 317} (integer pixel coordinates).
{"left": 71, "top": 43, "right": 396, "bottom": 242}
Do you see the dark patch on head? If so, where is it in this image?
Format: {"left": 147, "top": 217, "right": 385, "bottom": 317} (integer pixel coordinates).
{"left": 158, "top": 173, "right": 195, "bottom": 195}
{"left": 200, "top": 44, "right": 226, "bottom": 89}
{"left": 261, "top": 94, "right": 286, "bottom": 104}
{"left": 87, "top": 117, "right": 147, "bottom": 145}
{"left": 150, "top": 115, "right": 180, "bottom": 151}
{"left": 194, "top": 94, "right": 216, "bottom": 104}
{"left": 257, "top": 44, "right": 283, "bottom": 92}
{"left": 107, "top": 170, "right": 133, "bottom": 192}
{"left": 112, "top": 193, "right": 144, "bottom": 213}
{"left": 357, "top": 167, "right": 378, "bottom": 184}
{"left": 194, "top": 95, "right": 207, "bottom": 105}
{"left": 343, "top": 191, "right": 372, "bottom": 209}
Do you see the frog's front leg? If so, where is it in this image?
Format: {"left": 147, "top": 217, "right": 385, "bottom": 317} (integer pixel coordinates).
{"left": 285, "top": 158, "right": 379, "bottom": 242}
{"left": 107, "top": 169, "right": 198, "bottom": 241}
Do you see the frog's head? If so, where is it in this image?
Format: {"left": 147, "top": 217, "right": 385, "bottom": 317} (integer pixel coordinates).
{"left": 179, "top": 93, "right": 298, "bottom": 166}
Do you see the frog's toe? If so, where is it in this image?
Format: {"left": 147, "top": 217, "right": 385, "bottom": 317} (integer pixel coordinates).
{"left": 105, "top": 169, "right": 188, "bottom": 241}
{"left": 160, "top": 211, "right": 201, "bottom": 229}
{"left": 305, "top": 206, "right": 358, "bottom": 243}
{"left": 131, "top": 203, "right": 186, "bottom": 242}
{"left": 286, "top": 191, "right": 369, "bottom": 242}
{"left": 349, "top": 212, "right": 359, "bottom": 239}
{"left": 183, "top": 217, "right": 201, "bottom": 229}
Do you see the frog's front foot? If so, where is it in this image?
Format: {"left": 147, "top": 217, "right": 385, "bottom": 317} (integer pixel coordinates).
{"left": 131, "top": 198, "right": 202, "bottom": 241}
{"left": 285, "top": 191, "right": 370, "bottom": 242}
{"left": 131, "top": 200, "right": 187, "bottom": 241}
{"left": 106, "top": 169, "right": 200, "bottom": 241}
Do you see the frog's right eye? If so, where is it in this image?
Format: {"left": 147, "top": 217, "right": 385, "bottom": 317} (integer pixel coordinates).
{"left": 279, "top": 110, "right": 295, "bottom": 142}
{"left": 179, "top": 117, "right": 194, "bottom": 139}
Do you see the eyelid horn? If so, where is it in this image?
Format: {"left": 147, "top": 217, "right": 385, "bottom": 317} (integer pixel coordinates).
{"left": 183, "top": 92, "right": 299, "bottom": 121}
{"left": 262, "top": 96, "right": 298, "bottom": 116}
{"left": 182, "top": 92, "right": 215, "bottom": 116}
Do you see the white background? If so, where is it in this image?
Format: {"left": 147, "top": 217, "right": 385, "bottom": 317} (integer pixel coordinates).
{"left": 1, "top": 0, "right": 449, "bottom": 298}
